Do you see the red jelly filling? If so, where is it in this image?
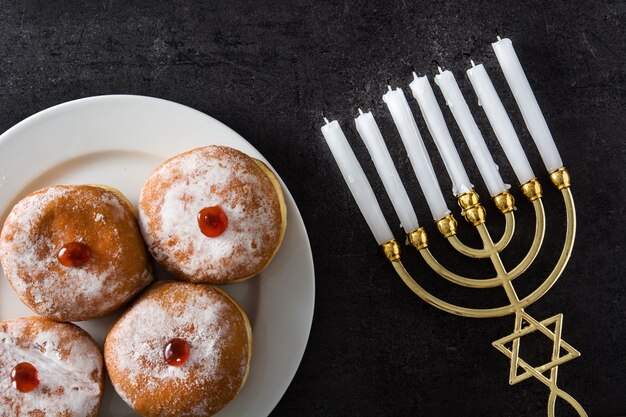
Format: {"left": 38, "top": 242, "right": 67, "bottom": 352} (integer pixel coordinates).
{"left": 197, "top": 206, "right": 228, "bottom": 237}
{"left": 164, "top": 338, "right": 190, "bottom": 367}
{"left": 11, "top": 362, "right": 39, "bottom": 393}
{"left": 57, "top": 242, "right": 92, "bottom": 267}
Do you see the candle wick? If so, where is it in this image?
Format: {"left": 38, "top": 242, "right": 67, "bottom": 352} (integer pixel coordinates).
{"left": 387, "top": 85, "right": 392, "bottom": 91}
{"left": 470, "top": 59, "right": 476, "bottom": 67}
{"left": 358, "top": 108, "right": 364, "bottom": 115}
{"left": 496, "top": 35, "right": 502, "bottom": 41}
{"left": 323, "top": 116, "right": 330, "bottom": 124}
{"left": 412, "top": 71, "right": 418, "bottom": 79}
{"left": 437, "top": 66, "right": 443, "bottom": 74}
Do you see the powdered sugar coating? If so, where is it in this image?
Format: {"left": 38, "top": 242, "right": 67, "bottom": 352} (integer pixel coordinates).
{"left": 105, "top": 281, "right": 251, "bottom": 417}
{"left": 138, "top": 146, "right": 284, "bottom": 283}
{"left": 0, "top": 185, "right": 153, "bottom": 321}
{"left": 0, "top": 317, "right": 103, "bottom": 417}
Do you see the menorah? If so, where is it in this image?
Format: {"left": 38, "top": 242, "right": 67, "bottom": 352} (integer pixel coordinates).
{"left": 321, "top": 36, "right": 587, "bottom": 416}
{"left": 381, "top": 169, "right": 583, "bottom": 416}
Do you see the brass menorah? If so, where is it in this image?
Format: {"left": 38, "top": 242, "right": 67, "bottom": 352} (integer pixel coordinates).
{"left": 380, "top": 167, "right": 584, "bottom": 416}
{"left": 321, "top": 35, "right": 589, "bottom": 416}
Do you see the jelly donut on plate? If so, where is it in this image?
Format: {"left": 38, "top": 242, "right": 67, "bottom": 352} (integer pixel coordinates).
{"left": 138, "top": 145, "right": 287, "bottom": 284}
{"left": 104, "top": 281, "right": 252, "bottom": 417}
{"left": 0, "top": 185, "right": 153, "bottom": 322}
{"left": 0, "top": 316, "right": 104, "bottom": 417}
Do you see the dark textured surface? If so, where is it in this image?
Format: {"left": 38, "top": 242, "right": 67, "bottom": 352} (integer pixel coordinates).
{"left": 1, "top": 1, "right": 625, "bottom": 416}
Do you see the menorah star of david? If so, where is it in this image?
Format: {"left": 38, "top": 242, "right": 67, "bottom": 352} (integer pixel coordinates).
{"left": 492, "top": 312, "right": 579, "bottom": 389}
{"left": 380, "top": 167, "right": 586, "bottom": 416}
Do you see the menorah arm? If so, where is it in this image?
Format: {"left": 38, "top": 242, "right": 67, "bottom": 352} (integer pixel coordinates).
{"left": 513, "top": 187, "right": 576, "bottom": 306}
{"left": 447, "top": 235, "right": 487, "bottom": 258}
{"left": 506, "top": 197, "right": 546, "bottom": 279}
{"left": 425, "top": 187, "right": 545, "bottom": 287}
{"left": 408, "top": 215, "right": 502, "bottom": 295}
{"left": 387, "top": 257, "right": 519, "bottom": 317}
{"left": 418, "top": 207, "right": 517, "bottom": 289}
{"left": 494, "top": 211, "right": 515, "bottom": 251}
{"left": 419, "top": 248, "right": 503, "bottom": 288}
{"left": 447, "top": 211, "right": 515, "bottom": 258}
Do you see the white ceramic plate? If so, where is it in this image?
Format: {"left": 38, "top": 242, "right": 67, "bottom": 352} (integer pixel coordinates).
{"left": 0, "top": 95, "right": 315, "bottom": 417}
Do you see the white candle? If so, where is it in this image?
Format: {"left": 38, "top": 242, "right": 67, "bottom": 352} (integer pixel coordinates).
{"left": 409, "top": 74, "right": 473, "bottom": 196}
{"left": 382, "top": 87, "right": 450, "bottom": 221}
{"left": 321, "top": 119, "right": 394, "bottom": 244}
{"left": 434, "top": 69, "right": 509, "bottom": 197}
{"left": 467, "top": 62, "right": 535, "bottom": 185}
{"left": 492, "top": 37, "right": 563, "bottom": 172}
{"left": 355, "top": 109, "right": 420, "bottom": 234}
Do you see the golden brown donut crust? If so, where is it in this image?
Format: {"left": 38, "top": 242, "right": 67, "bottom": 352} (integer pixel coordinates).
{"left": 0, "top": 185, "right": 153, "bottom": 322}
{"left": 138, "top": 146, "right": 286, "bottom": 284}
{"left": 104, "top": 281, "right": 252, "bottom": 417}
{"left": 0, "top": 316, "right": 104, "bottom": 417}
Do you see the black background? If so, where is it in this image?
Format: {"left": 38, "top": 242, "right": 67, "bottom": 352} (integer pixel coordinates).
{"left": 1, "top": 1, "right": 624, "bottom": 416}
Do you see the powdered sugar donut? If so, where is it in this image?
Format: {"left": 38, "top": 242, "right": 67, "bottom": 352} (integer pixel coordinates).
{"left": 104, "top": 281, "right": 252, "bottom": 417}
{"left": 138, "top": 145, "right": 286, "bottom": 284}
{"left": 0, "top": 316, "right": 103, "bottom": 417}
{"left": 0, "top": 185, "right": 153, "bottom": 322}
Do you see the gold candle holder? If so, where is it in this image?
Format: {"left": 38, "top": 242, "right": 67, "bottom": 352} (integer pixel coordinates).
{"left": 381, "top": 167, "right": 586, "bottom": 417}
